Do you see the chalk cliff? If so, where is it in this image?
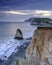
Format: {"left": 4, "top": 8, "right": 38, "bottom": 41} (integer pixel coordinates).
{"left": 26, "top": 28, "right": 52, "bottom": 65}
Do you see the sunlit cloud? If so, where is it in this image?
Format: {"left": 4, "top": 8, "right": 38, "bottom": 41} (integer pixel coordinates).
{"left": 0, "top": 10, "right": 52, "bottom": 17}
{"left": 0, "top": 10, "right": 30, "bottom": 15}
{"left": 5, "top": 11, "right": 30, "bottom": 15}
{"left": 42, "top": 13, "right": 51, "bottom": 16}
{"left": 35, "top": 10, "right": 51, "bottom": 14}
{"left": 34, "top": 10, "right": 52, "bottom": 16}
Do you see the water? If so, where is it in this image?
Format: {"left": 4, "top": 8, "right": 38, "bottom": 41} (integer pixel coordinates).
{"left": 0, "top": 22, "right": 37, "bottom": 65}
{"left": 0, "top": 22, "right": 36, "bottom": 40}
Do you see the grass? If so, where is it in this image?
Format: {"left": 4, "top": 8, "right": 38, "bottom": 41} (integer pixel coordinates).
{"left": 37, "top": 26, "right": 52, "bottom": 29}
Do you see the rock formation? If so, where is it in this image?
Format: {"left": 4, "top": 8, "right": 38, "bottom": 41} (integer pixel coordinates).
{"left": 14, "top": 29, "right": 23, "bottom": 40}
{"left": 25, "top": 28, "right": 52, "bottom": 65}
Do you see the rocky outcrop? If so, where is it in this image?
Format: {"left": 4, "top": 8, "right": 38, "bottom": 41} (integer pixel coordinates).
{"left": 14, "top": 29, "right": 23, "bottom": 40}
{"left": 25, "top": 28, "right": 52, "bottom": 65}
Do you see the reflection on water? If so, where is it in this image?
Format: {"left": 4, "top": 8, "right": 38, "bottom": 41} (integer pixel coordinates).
{"left": 0, "top": 22, "right": 35, "bottom": 40}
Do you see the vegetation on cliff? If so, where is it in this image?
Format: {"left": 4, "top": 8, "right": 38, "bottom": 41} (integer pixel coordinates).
{"left": 32, "top": 18, "right": 52, "bottom": 23}
{"left": 25, "top": 17, "right": 52, "bottom": 25}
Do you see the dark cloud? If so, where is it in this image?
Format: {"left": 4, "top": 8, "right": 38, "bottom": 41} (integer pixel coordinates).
{"left": 0, "top": 0, "right": 52, "bottom": 10}
{"left": 0, "top": 0, "right": 52, "bottom": 22}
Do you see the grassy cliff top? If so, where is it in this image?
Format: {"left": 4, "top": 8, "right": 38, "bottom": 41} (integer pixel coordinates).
{"left": 33, "top": 18, "right": 52, "bottom": 22}
{"left": 25, "top": 18, "right": 52, "bottom": 23}
{"left": 37, "top": 26, "right": 52, "bottom": 29}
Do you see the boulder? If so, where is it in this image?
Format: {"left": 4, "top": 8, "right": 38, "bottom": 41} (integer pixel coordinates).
{"left": 14, "top": 29, "right": 23, "bottom": 40}
{"left": 25, "top": 28, "right": 52, "bottom": 65}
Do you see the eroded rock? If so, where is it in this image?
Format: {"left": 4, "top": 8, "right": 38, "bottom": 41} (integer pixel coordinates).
{"left": 14, "top": 29, "right": 23, "bottom": 40}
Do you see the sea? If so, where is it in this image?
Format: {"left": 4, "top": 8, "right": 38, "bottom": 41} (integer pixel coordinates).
{"left": 0, "top": 22, "right": 36, "bottom": 40}
{"left": 0, "top": 22, "right": 37, "bottom": 65}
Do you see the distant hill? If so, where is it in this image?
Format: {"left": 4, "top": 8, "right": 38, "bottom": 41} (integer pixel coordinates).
{"left": 25, "top": 18, "right": 35, "bottom": 22}
{"left": 32, "top": 18, "right": 52, "bottom": 22}
{"left": 25, "top": 18, "right": 52, "bottom": 25}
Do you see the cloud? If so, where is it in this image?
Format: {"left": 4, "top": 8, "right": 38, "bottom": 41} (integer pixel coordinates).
{"left": 0, "top": 10, "right": 52, "bottom": 22}
{"left": 34, "top": 10, "right": 52, "bottom": 16}
{"left": 0, "top": 10, "right": 52, "bottom": 17}
{"left": 0, "top": 0, "right": 52, "bottom": 10}
{"left": 0, "top": 10, "right": 30, "bottom": 15}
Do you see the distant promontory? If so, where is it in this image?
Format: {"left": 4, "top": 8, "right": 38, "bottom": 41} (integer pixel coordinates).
{"left": 25, "top": 18, "right": 52, "bottom": 25}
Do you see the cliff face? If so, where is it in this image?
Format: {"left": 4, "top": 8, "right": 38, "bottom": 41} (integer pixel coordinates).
{"left": 26, "top": 28, "right": 52, "bottom": 65}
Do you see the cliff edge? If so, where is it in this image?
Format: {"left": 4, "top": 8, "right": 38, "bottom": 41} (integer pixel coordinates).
{"left": 26, "top": 28, "right": 52, "bottom": 65}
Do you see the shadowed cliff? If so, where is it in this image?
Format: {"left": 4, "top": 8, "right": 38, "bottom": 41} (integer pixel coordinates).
{"left": 25, "top": 28, "right": 52, "bottom": 65}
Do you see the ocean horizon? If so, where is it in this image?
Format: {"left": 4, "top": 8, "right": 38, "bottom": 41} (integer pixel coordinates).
{"left": 0, "top": 22, "right": 35, "bottom": 40}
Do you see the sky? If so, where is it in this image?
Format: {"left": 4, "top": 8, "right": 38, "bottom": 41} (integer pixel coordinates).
{"left": 0, "top": 0, "right": 52, "bottom": 22}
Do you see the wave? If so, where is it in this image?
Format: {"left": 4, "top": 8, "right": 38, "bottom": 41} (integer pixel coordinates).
{"left": 0, "top": 26, "right": 37, "bottom": 62}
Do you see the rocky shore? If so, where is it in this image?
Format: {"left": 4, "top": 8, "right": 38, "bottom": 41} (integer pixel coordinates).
{"left": 0, "top": 39, "right": 30, "bottom": 65}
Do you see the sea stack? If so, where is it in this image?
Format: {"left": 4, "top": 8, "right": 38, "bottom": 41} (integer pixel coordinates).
{"left": 14, "top": 29, "right": 23, "bottom": 40}
{"left": 25, "top": 27, "right": 52, "bottom": 65}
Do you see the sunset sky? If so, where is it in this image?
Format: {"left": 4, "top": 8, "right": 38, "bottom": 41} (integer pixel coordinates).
{"left": 0, "top": 0, "right": 52, "bottom": 22}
